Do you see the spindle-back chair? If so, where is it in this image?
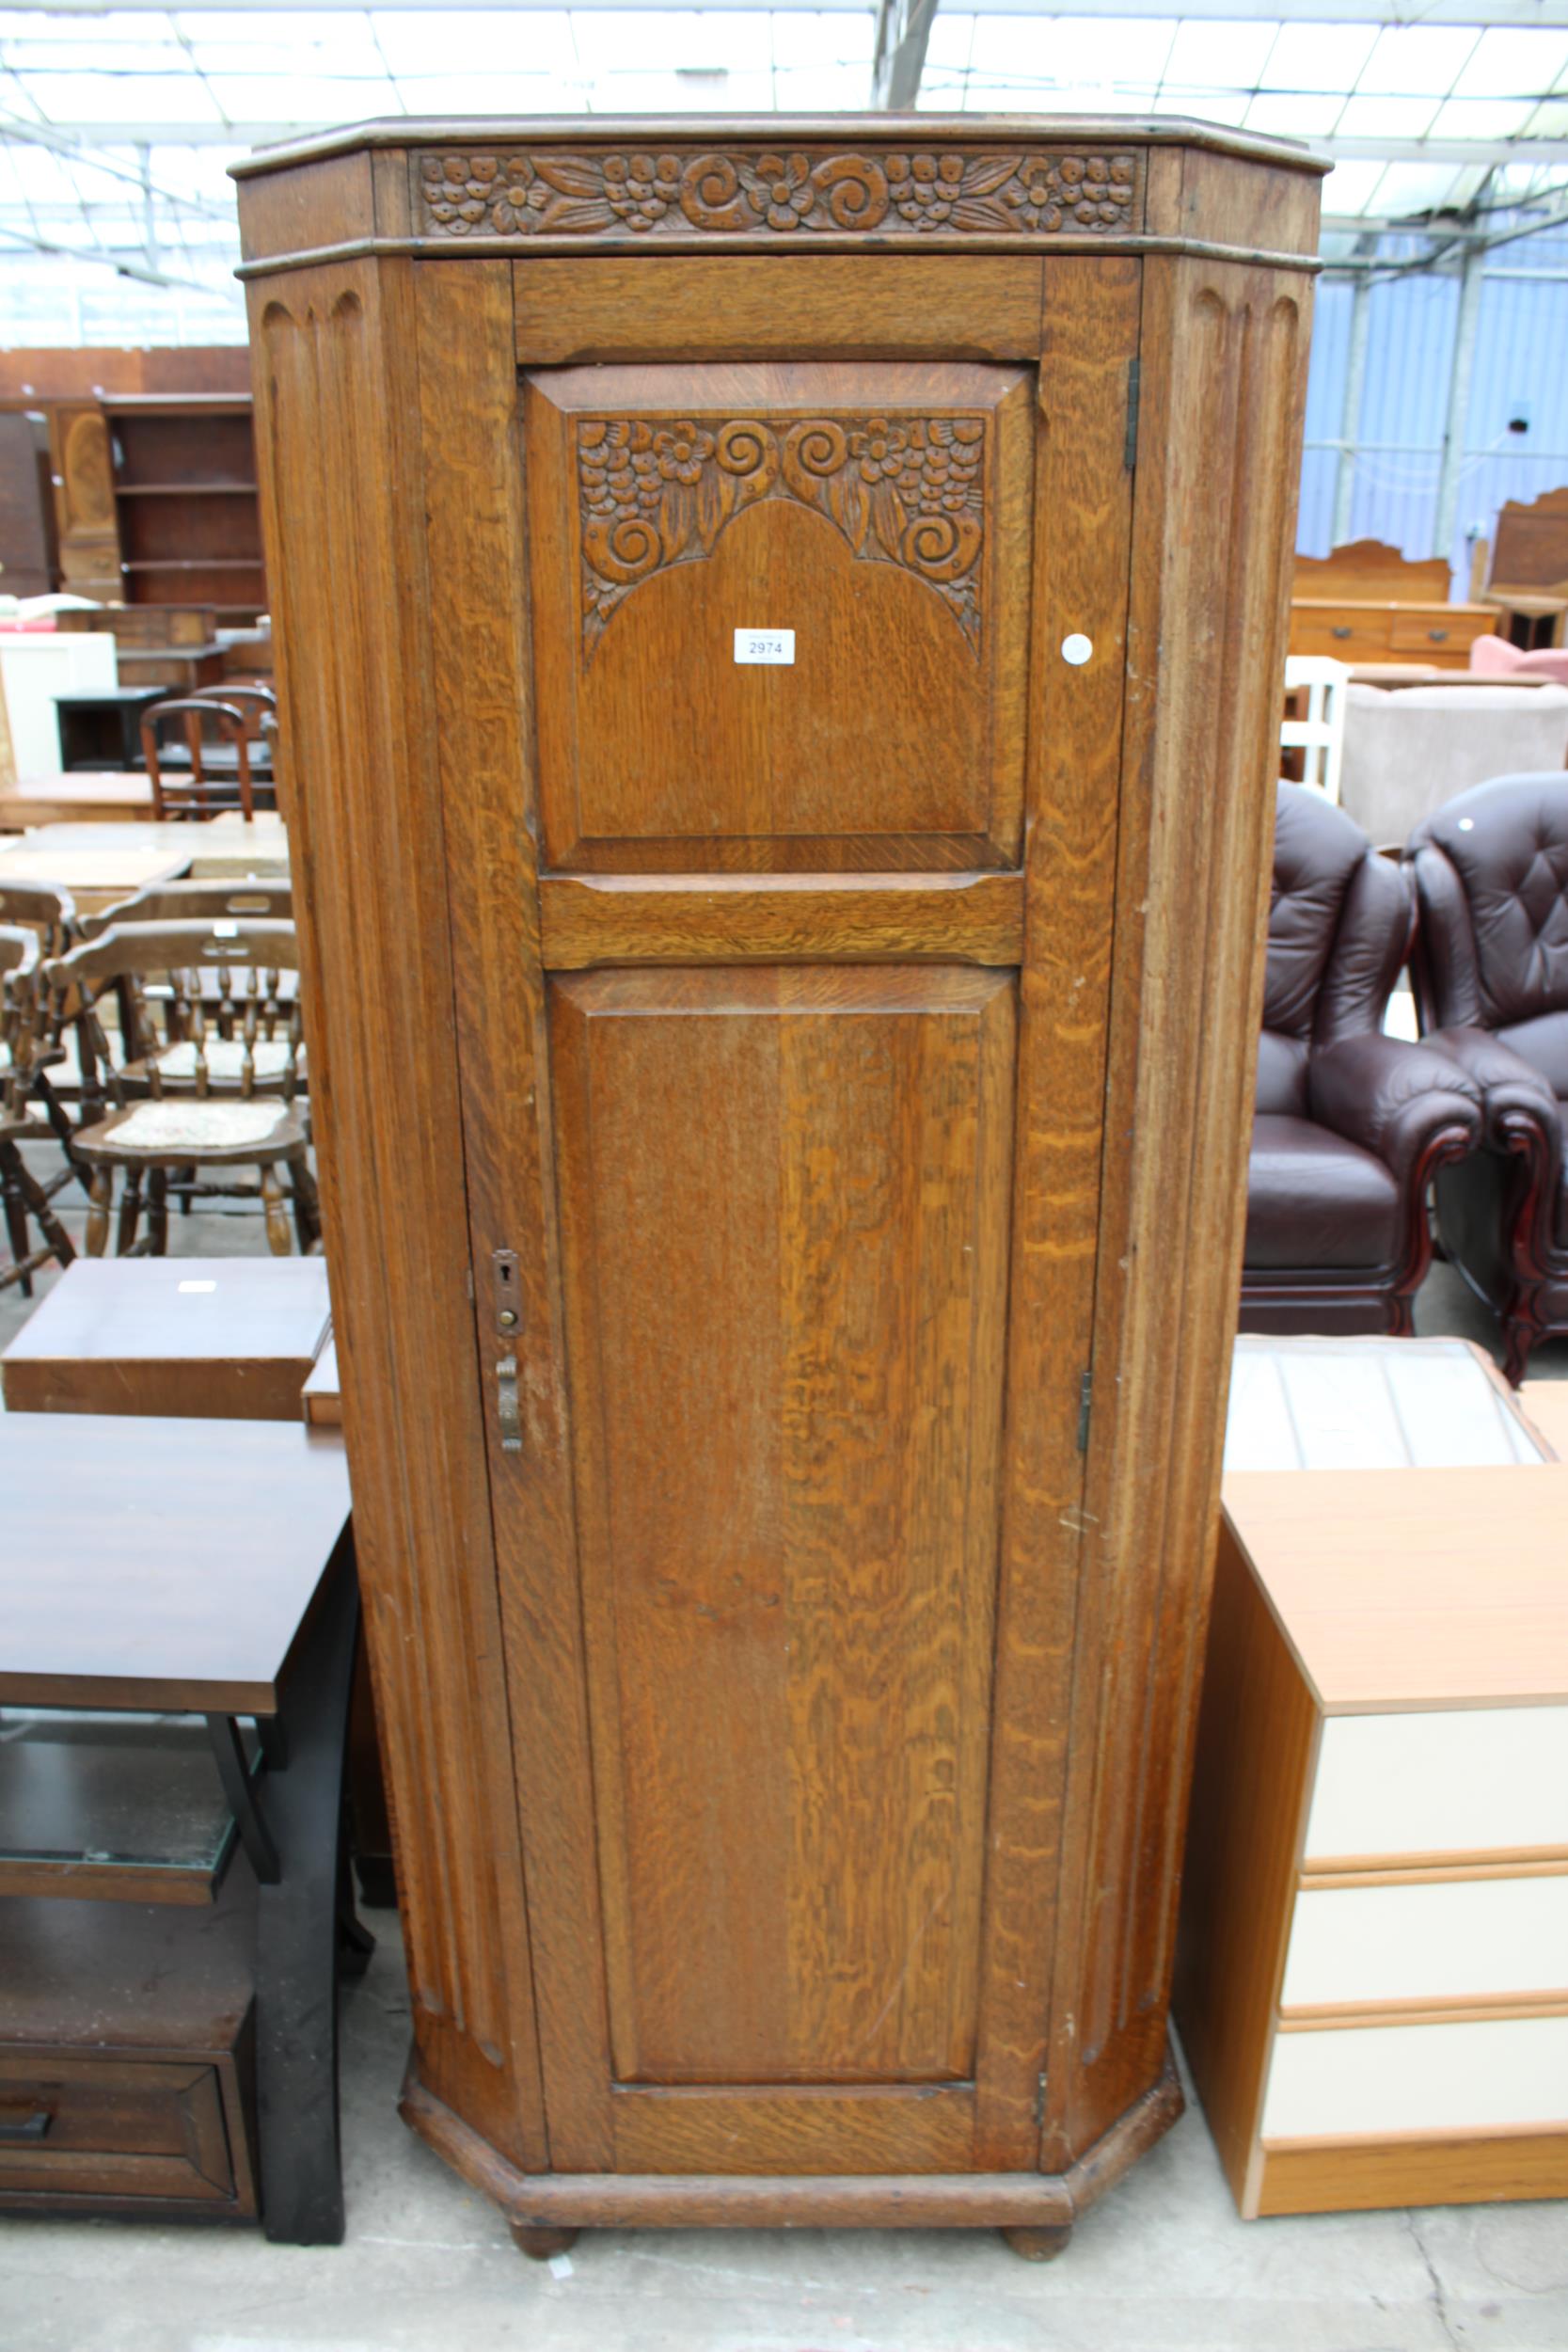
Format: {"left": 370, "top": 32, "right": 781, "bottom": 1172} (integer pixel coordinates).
{"left": 45, "top": 920, "right": 316, "bottom": 1255}
{"left": 1, "top": 926, "right": 75, "bottom": 1292}
{"left": 141, "top": 699, "right": 274, "bottom": 821}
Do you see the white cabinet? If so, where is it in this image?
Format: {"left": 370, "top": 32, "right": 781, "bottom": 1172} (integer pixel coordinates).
{"left": 1175, "top": 1447, "right": 1568, "bottom": 2218}
{"left": 0, "top": 631, "right": 116, "bottom": 778}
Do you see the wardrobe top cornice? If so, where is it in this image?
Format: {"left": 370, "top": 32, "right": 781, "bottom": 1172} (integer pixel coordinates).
{"left": 232, "top": 114, "right": 1326, "bottom": 278}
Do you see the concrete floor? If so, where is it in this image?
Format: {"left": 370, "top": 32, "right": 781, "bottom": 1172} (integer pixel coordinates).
{"left": 3, "top": 1142, "right": 1567, "bottom": 2352}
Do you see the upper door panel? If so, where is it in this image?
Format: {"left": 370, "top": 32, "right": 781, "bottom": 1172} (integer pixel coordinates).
{"left": 524, "top": 360, "right": 1034, "bottom": 872}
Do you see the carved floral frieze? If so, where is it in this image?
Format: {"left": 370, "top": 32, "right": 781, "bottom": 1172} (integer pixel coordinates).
{"left": 577, "top": 411, "right": 987, "bottom": 656}
{"left": 417, "top": 148, "right": 1140, "bottom": 241}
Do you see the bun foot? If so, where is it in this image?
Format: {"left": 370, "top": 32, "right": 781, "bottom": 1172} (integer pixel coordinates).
{"left": 1001, "top": 2222, "right": 1072, "bottom": 2263}
{"left": 511, "top": 2223, "right": 580, "bottom": 2260}
{"left": 510, "top": 2223, "right": 580, "bottom": 2261}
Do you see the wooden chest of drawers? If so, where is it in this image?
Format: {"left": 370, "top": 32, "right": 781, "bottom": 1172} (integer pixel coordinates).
{"left": 1289, "top": 597, "right": 1498, "bottom": 669}
{"left": 1176, "top": 1463, "right": 1568, "bottom": 2217}
{"left": 0, "top": 1879, "right": 258, "bottom": 2221}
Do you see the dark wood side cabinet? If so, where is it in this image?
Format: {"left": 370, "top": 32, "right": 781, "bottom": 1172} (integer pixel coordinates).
{"left": 234, "top": 115, "right": 1323, "bottom": 2253}
{"left": 0, "top": 1881, "right": 259, "bottom": 2223}
{"left": 0, "top": 407, "right": 56, "bottom": 597}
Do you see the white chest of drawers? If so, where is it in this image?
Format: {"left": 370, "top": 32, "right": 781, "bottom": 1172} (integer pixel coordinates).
{"left": 1176, "top": 1457, "right": 1568, "bottom": 2217}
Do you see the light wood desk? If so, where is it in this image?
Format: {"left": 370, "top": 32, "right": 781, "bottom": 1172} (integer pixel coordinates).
{"left": 0, "top": 823, "right": 193, "bottom": 912}
{"left": 0, "top": 773, "right": 156, "bottom": 829}
{"left": 0, "top": 815, "right": 289, "bottom": 909}
{"left": 184, "top": 810, "right": 289, "bottom": 880}
{"left": 1178, "top": 1460, "right": 1568, "bottom": 2218}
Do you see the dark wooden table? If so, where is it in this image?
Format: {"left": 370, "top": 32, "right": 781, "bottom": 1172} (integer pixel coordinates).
{"left": 0, "top": 1414, "right": 362, "bottom": 2242}
{"left": 2, "top": 1256, "right": 332, "bottom": 1422}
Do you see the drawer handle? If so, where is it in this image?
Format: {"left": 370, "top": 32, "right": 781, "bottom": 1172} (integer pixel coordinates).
{"left": 1428, "top": 628, "right": 1449, "bottom": 643}
{"left": 0, "top": 2108, "right": 51, "bottom": 2141}
{"left": 1331, "top": 626, "right": 1352, "bottom": 640}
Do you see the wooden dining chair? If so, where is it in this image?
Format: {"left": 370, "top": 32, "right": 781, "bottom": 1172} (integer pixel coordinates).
{"left": 0, "top": 880, "right": 90, "bottom": 1184}
{"left": 191, "top": 685, "right": 278, "bottom": 784}
{"left": 44, "top": 920, "right": 317, "bottom": 1256}
{"left": 78, "top": 876, "right": 293, "bottom": 942}
{"left": 71, "top": 885, "right": 300, "bottom": 1225}
{"left": 1, "top": 926, "right": 76, "bottom": 1294}
{"left": 193, "top": 683, "right": 277, "bottom": 723}
{"left": 0, "top": 880, "right": 79, "bottom": 960}
{"left": 140, "top": 699, "right": 271, "bottom": 822}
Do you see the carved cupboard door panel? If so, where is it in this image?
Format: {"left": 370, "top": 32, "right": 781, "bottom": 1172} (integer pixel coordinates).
{"left": 524, "top": 361, "right": 1033, "bottom": 871}
{"left": 442, "top": 262, "right": 1143, "bottom": 2176}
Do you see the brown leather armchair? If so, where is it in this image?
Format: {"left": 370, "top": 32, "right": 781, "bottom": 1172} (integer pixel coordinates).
{"left": 1407, "top": 772, "right": 1568, "bottom": 1380}
{"left": 1241, "top": 785, "right": 1481, "bottom": 1336}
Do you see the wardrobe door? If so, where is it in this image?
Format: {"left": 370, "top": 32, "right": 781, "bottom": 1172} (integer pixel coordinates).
{"left": 448, "top": 256, "right": 1141, "bottom": 2175}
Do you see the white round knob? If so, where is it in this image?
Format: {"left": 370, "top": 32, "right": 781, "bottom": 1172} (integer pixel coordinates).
{"left": 1061, "top": 633, "right": 1094, "bottom": 667}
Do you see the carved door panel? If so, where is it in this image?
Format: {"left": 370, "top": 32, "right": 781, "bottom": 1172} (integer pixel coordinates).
{"left": 524, "top": 362, "right": 1033, "bottom": 871}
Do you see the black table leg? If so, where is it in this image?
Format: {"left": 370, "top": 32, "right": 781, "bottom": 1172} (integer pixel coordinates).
{"left": 252, "top": 1543, "right": 365, "bottom": 2247}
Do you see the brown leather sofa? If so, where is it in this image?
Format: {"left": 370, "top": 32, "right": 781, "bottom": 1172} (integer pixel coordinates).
{"left": 1407, "top": 772, "right": 1568, "bottom": 1380}
{"left": 1241, "top": 785, "right": 1481, "bottom": 1335}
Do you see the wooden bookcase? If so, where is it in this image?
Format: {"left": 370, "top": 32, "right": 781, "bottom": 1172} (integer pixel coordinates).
{"left": 104, "top": 396, "right": 265, "bottom": 625}
{"left": 235, "top": 114, "right": 1323, "bottom": 2258}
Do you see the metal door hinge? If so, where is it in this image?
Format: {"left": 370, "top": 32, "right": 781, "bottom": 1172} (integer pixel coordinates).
{"left": 1034, "top": 2073, "right": 1048, "bottom": 2128}
{"left": 1123, "top": 358, "right": 1141, "bottom": 473}
{"left": 1076, "top": 1368, "right": 1094, "bottom": 1454}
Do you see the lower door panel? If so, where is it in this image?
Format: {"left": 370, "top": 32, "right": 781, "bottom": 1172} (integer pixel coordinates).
{"left": 548, "top": 963, "right": 1017, "bottom": 2164}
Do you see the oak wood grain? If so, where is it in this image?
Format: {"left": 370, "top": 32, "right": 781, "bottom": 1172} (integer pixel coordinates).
{"left": 1045, "top": 251, "right": 1312, "bottom": 2168}
{"left": 974, "top": 254, "right": 1138, "bottom": 2171}
{"left": 538, "top": 871, "right": 1024, "bottom": 969}
{"left": 549, "top": 964, "right": 1015, "bottom": 2103}
{"left": 239, "top": 122, "right": 1316, "bottom": 2238}
{"left": 525, "top": 360, "right": 1031, "bottom": 874}
{"left": 403, "top": 2054, "right": 1185, "bottom": 2227}
{"left": 609, "top": 2084, "right": 977, "bottom": 2176}
{"left": 515, "top": 256, "right": 1045, "bottom": 366}
{"left": 249, "top": 255, "right": 546, "bottom": 2167}
{"left": 408, "top": 257, "right": 582, "bottom": 2171}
